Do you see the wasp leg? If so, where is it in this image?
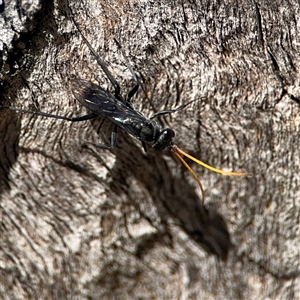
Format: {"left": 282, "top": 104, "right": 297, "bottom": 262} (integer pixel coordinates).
{"left": 141, "top": 141, "right": 147, "bottom": 153}
{"left": 68, "top": 113, "right": 98, "bottom": 122}
{"left": 72, "top": 19, "right": 122, "bottom": 100}
{"left": 150, "top": 100, "right": 195, "bottom": 119}
{"left": 113, "top": 39, "right": 139, "bottom": 104}
{"left": 126, "top": 83, "right": 139, "bottom": 103}
{"left": 1, "top": 106, "right": 98, "bottom": 122}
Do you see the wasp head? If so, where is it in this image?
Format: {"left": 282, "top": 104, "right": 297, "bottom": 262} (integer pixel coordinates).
{"left": 153, "top": 128, "right": 175, "bottom": 151}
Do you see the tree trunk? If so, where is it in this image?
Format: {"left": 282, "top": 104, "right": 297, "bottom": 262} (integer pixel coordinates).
{"left": 1, "top": 0, "right": 299, "bottom": 299}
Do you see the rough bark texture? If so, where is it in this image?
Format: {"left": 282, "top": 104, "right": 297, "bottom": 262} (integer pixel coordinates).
{"left": 1, "top": 0, "right": 299, "bottom": 299}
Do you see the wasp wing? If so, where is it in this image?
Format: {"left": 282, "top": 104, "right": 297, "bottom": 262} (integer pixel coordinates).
{"left": 72, "top": 79, "right": 158, "bottom": 142}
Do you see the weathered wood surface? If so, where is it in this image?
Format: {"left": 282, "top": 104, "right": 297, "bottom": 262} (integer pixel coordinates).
{"left": 1, "top": 0, "right": 299, "bottom": 299}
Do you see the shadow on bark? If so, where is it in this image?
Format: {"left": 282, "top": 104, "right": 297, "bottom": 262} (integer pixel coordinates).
{"left": 104, "top": 132, "right": 233, "bottom": 260}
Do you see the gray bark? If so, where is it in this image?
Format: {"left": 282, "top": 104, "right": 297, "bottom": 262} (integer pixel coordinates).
{"left": 1, "top": 0, "right": 299, "bottom": 299}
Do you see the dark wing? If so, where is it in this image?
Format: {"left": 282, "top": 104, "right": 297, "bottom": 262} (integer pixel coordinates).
{"left": 72, "top": 79, "right": 120, "bottom": 114}
{"left": 72, "top": 79, "right": 158, "bottom": 142}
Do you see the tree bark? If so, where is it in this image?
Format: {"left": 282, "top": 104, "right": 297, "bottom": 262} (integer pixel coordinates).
{"left": 1, "top": 0, "right": 299, "bottom": 299}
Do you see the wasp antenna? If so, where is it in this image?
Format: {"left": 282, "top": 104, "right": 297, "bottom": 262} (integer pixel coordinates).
{"left": 173, "top": 145, "right": 249, "bottom": 176}
{"left": 171, "top": 146, "right": 205, "bottom": 203}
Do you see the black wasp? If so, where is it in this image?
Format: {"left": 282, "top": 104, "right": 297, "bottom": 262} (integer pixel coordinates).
{"left": 2, "top": 20, "right": 248, "bottom": 202}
